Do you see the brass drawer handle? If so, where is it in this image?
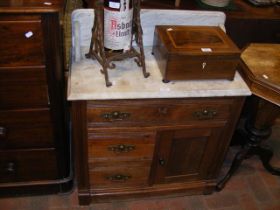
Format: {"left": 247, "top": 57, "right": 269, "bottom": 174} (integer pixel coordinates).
{"left": 24, "top": 31, "right": 34, "bottom": 38}
{"left": 106, "top": 174, "right": 131, "bottom": 182}
{"left": 101, "top": 111, "right": 130, "bottom": 121}
{"left": 108, "top": 144, "right": 136, "bottom": 153}
{"left": 0, "top": 126, "right": 7, "bottom": 138}
{"left": 193, "top": 109, "right": 217, "bottom": 120}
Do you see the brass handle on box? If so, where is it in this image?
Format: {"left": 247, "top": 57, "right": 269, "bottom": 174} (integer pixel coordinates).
{"left": 0, "top": 126, "right": 7, "bottom": 138}
{"left": 193, "top": 109, "right": 217, "bottom": 120}
{"left": 106, "top": 174, "right": 131, "bottom": 182}
{"left": 108, "top": 144, "right": 136, "bottom": 153}
{"left": 101, "top": 111, "right": 130, "bottom": 121}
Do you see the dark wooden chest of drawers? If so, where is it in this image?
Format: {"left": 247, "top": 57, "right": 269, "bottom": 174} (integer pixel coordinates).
{"left": 0, "top": 0, "right": 71, "bottom": 195}
{"left": 72, "top": 97, "right": 245, "bottom": 205}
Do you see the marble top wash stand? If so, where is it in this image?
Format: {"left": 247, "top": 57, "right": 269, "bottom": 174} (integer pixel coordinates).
{"left": 68, "top": 9, "right": 251, "bottom": 205}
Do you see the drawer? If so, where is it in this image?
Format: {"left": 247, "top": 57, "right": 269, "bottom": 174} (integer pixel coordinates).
{"left": 0, "top": 108, "right": 52, "bottom": 124}
{"left": 0, "top": 16, "right": 45, "bottom": 67}
{"left": 0, "top": 66, "right": 49, "bottom": 109}
{"left": 89, "top": 162, "right": 151, "bottom": 189}
{"left": 87, "top": 98, "right": 232, "bottom": 127}
{"left": 0, "top": 149, "right": 58, "bottom": 183}
{"left": 0, "top": 124, "right": 54, "bottom": 149}
{"left": 0, "top": 84, "right": 49, "bottom": 109}
{"left": 0, "top": 67, "right": 47, "bottom": 86}
{"left": 0, "top": 109, "right": 54, "bottom": 149}
{"left": 88, "top": 131, "right": 155, "bottom": 162}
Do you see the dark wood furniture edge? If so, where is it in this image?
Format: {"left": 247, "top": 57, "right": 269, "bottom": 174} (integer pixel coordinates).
{"left": 237, "top": 61, "right": 280, "bottom": 105}
{"left": 0, "top": 8, "right": 63, "bottom": 13}
{"left": 0, "top": 177, "right": 73, "bottom": 197}
{"left": 72, "top": 101, "right": 91, "bottom": 205}
{"left": 0, "top": 0, "right": 65, "bottom": 13}
{"left": 212, "top": 97, "right": 246, "bottom": 176}
{"left": 42, "top": 12, "right": 71, "bottom": 180}
{"left": 88, "top": 180, "right": 216, "bottom": 202}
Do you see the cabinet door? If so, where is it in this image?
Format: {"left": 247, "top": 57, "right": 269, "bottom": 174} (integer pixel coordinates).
{"left": 152, "top": 126, "right": 225, "bottom": 184}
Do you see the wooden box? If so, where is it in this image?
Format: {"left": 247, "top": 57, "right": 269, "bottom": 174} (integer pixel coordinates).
{"left": 152, "top": 26, "right": 240, "bottom": 82}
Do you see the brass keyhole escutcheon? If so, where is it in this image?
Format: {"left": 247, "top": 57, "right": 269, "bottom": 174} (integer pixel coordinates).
{"left": 202, "top": 62, "right": 207, "bottom": 70}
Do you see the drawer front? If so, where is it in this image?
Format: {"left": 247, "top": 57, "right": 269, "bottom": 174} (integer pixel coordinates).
{"left": 0, "top": 67, "right": 47, "bottom": 86}
{"left": 0, "top": 67, "right": 48, "bottom": 109}
{"left": 0, "top": 109, "right": 54, "bottom": 149}
{"left": 0, "top": 16, "right": 45, "bottom": 67}
{"left": 0, "top": 123, "right": 54, "bottom": 149}
{"left": 89, "top": 163, "right": 151, "bottom": 189}
{"left": 0, "top": 83, "right": 49, "bottom": 109}
{"left": 167, "top": 56, "right": 237, "bottom": 81}
{"left": 88, "top": 131, "right": 155, "bottom": 162}
{"left": 0, "top": 149, "right": 58, "bottom": 183}
{"left": 87, "top": 99, "right": 232, "bottom": 127}
{"left": 0, "top": 108, "right": 52, "bottom": 124}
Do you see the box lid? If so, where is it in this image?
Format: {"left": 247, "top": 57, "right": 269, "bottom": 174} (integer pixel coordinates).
{"left": 155, "top": 25, "right": 240, "bottom": 56}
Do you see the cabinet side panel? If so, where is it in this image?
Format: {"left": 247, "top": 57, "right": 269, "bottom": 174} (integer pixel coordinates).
{"left": 72, "top": 101, "right": 91, "bottom": 204}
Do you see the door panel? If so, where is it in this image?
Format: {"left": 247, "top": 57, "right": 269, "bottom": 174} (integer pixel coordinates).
{"left": 153, "top": 126, "right": 225, "bottom": 184}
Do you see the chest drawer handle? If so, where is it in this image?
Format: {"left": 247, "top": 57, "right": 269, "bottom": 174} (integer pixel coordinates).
{"left": 25, "top": 31, "right": 34, "bottom": 38}
{"left": 108, "top": 144, "right": 136, "bottom": 153}
{"left": 0, "top": 126, "right": 7, "bottom": 138}
{"left": 101, "top": 111, "right": 130, "bottom": 121}
{"left": 193, "top": 109, "right": 217, "bottom": 120}
{"left": 106, "top": 174, "right": 131, "bottom": 182}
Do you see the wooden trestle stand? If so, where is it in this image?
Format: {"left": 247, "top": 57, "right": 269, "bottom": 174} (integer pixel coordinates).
{"left": 86, "top": 0, "right": 150, "bottom": 87}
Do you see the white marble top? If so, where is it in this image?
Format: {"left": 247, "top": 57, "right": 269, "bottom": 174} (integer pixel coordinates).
{"left": 67, "top": 9, "right": 251, "bottom": 101}
{"left": 68, "top": 47, "right": 251, "bottom": 100}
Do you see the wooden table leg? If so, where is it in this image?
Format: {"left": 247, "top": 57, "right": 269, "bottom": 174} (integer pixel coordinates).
{"left": 216, "top": 96, "right": 280, "bottom": 191}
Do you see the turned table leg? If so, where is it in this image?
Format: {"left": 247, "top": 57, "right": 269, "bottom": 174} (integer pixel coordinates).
{"left": 216, "top": 96, "right": 280, "bottom": 191}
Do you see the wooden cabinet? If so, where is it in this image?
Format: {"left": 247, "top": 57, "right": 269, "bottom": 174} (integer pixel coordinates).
{"left": 72, "top": 97, "right": 245, "bottom": 204}
{"left": 0, "top": 0, "right": 71, "bottom": 195}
